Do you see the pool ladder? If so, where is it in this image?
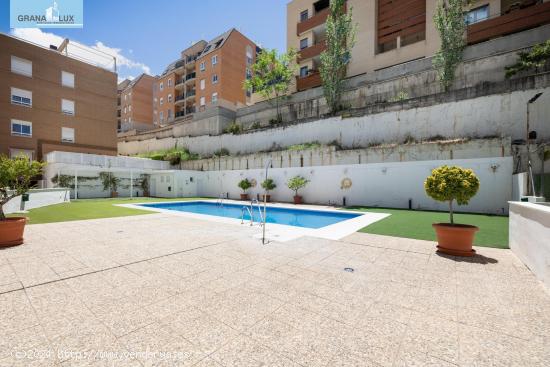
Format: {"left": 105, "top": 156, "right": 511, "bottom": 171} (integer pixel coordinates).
{"left": 216, "top": 193, "right": 224, "bottom": 207}
{"left": 241, "top": 199, "right": 264, "bottom": 226}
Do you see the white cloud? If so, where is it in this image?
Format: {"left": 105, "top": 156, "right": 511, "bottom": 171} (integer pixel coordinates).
{"left": 11, "top": 28, "right": 151, "bottom": 78}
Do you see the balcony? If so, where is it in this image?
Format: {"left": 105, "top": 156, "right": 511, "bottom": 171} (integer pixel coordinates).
{"left": 175, "top": 110, "right": 186, "bottom": 118}
{"left": 174, "top": 59, "right": 185, "bottom": 70}
{"left": 298, "top": 40, "right": 327, "bottom": 61}
{"left": 297, "top": 2, "right": 345, "bottom": 35}
{"left": 185, "top": 90, "right": 196, "bottom": 99}
{"left": 296, "top": 71, "right": 322, "bottom": 91}
{"left": 185, "top": 72, "right": 196, "bottom": 82}
{"left": 174, "top": 94, "right": 185, "bottom": 105}
{"left": 467, "top": 1, "right": 550, "bottom": 45}
{"left": 175, "top": 78, "right": 185, "bottom": 90}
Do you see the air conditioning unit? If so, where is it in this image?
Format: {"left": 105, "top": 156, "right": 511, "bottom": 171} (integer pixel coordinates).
{"left": 520, "top": 196, "right": 546, "bottom": 203}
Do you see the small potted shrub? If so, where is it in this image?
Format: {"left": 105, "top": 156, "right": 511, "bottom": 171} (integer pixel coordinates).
{"left": 99, "top": 172, "right": 120, "bottom": 198}
{"left": 0, "top": 155, "right": 44, "bottom": 246}
{"left": 424, "top": 165, "right": 480, "bottom": 257}
{"left": 261, "top": 178, "right": 276, "bottom": 202}
{"left": 287, "top": 176, "right": 309, "bottom": 204}
{"left": 140, "top": 174, "right": 150, "bottom": 197}
{"left": 238, "top": 178, "right": 252, "bottom": 200}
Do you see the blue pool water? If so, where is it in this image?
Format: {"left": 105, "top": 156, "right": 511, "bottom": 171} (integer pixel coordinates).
{"left": 139, "top": 201, "right": 361, "bottom": 229}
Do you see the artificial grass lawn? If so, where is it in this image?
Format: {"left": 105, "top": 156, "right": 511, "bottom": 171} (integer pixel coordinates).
{"left": 9, "top": 197, "right": 205, "bottom": 225}
{"left": 347, "top": 207, "right": 509, "bottom": 249}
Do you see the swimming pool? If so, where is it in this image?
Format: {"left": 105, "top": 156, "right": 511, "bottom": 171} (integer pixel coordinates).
{"left": 138, "top": 201, "right": 362, "bottom": 229}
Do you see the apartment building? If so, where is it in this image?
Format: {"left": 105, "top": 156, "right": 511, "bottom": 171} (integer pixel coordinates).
{"left": 0, "top": 33, "right": 118, "bottom": 160}
{"left": 288, "top": 0, "right": 550, "bottom": 91}
{"left": 117, "top": 78, "right": 131, "bottom": 130}
{"left": 154, "top": 29, "right": 259, "bottom": 125}
{"left": 118, "top": 74, "right": 155, "bottom": 132}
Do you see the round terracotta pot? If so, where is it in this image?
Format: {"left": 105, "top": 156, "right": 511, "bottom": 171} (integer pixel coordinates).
{"left": 240, "top": 193, "right": 249, "bottom": 201}
{"left": 143, "top": 190, "right": 150, "bottom": 197}
{"left": 0, "top": 217, "right": 27, "bottom": 247}
{"left": 262, "top": 194, "right": 271, "bottom": 202}
{"left": 111, "top": 191, "right": 118, "bottom": 198}
{"left": 293, "top": 195, "right": 302, "bottom": 204}
{"left": 432, "top": 223, "right": 479, "bottom": 257}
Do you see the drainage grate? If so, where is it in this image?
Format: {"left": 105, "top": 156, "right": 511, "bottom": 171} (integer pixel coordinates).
{"left": 344, "top": 267, "right": 354, "bottom": 273}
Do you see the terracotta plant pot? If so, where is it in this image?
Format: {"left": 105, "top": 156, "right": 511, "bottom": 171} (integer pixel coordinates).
{"left": 0, "top": 217, "right": 27, "bottom": 247}
{"left": 240, "top": 193, "right": 249, "bottom": 201}
{"left": 111, "top": 191, "right": 118, "bottom": 198}
{"left": 293, "top": 195, "right": 302, "bottom": 204}
{"left": 262, "top": 194, "right": 271, "bottom": 202}
{"left": 432, "top": 223, "right": 479, "bottom": 257}
{"left": 143, "top": 190, "right": 150, "bottom": 197}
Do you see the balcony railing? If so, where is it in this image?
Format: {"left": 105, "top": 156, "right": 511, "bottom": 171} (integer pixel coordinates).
{"left": 298, "top": 40, "right": 327, "bottom": 60}
{"left": 175, "top": 94, "right": 185, "bottom": 102}
{"left": 175, "top": 110, "right": 186, "bottom": 118}
{"left": 296, "top": 71, "right": 322, "bottom": 91}
{"left": 175, "top": 60, "right": 185, "bottom": 69}
{"left": 186, "top": 106, "right": 196, "bottom": 114}
{"left": 186, "top": 90, "right": 196, "bottom": 98}
{"left": 186, "top": 72, "right": 196, "bottom": 81}
{"left": 467, "top": 1, "right": 550, "bottom": 44}
{"left": 297, "top": 3, "right": 345, "bottom": 35}
{"left": 175, "top": 78, "right": 184, "bottom": 86}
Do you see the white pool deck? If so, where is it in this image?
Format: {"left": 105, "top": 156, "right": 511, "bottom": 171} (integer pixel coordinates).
{"left": 119, "top": 199, "right": 390, "bottom": 242}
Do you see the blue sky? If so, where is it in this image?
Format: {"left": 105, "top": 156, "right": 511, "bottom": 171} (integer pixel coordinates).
{"left": 0, "top": 0, "right": 288, "bottom": 80}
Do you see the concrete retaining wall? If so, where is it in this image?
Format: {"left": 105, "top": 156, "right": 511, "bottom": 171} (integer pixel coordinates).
{"left": 509, "top": 202, "right": 550, "bottom": 290}
{"left": 4, "top": 188, "right": 70, "bottom": 214}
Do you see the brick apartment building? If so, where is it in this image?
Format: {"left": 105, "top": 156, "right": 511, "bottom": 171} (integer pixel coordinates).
{"left": 0, "top": 33, "right": 118, "bottom": 160}
{"left": 118, "top": 74, "right": 155, "bottom": 132}
{"left": 154, "top": 28, "right": 259, "bottom": 125}
{"left": 288, "top": 0, "right": 550, "bottom": 91}
{"left": 116, "top": 78, "right": 131, "bottom": 130}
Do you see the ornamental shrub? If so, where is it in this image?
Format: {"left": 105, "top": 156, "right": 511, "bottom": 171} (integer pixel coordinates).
{"left": 238, "top": 179, "right": 252, "bottom": 193}
{"left": 287, "top": 176, "right": 309, "bottom": 196}
{"left": 424, "top": 165, "right": 479, "bottom": 224}
{"left": 261, "top": 178, "right": 276, "bottom": 192}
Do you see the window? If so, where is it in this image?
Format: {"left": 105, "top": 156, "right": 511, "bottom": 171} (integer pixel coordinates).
{"left": 212, "top": 74, "right": 218, "bottom": 84}
{"left": 200, "top": 96, "right": 206, "bottom": 106}
{"left": 246, "top": 88, "right": 252, "bottom": 98}
{"left": 11, "top": 87, "right": 32, "bottom": 107}
{"left": 212, "top": 92, "right": 218, "bottom": 104}
{"left": 246, "top": 45, "right": 253, "bottom": 65}
{"left": 124, "top": 94, "right": 127, "bottom": 101}
{"left": 160, "top": 111, "right": 164, "bottom": 122}
{"left": 11, "top": 119, "right": 32, "bottom": 137}
{"left": 167, "top": 109, "right": 172, "bottom": 119}
{"left": 246, "top": 68, "right": 252, "bottom": 80}
{"left": 11, "top": 56, "right": 32, "bottom": 77}
{"left": 123, "top": 106, "right": 127, "bottom": 114}
{"left": 61, "top": 99, "right": 75, "bottom": 115}
{"left": 212, "top": 55, "right": 218, "bottom": 65}
{"left": 466, "top": 5, "right": 489, "bottom": 24}
{"left": 300, "top": 10, "right": 309, "bottom": 22}
{"left": 300, "top": 66, "right": 309, "bottom": 78}
{"left": 9, "top": 149, "right": 33, "bottom": 160}
{"left": 200, "top": 79, "right": 205, "bottom": 90}
{"left": 168, "top": 79, "right": 172, "bottom": 87}
{"left": 168, "top": 94, "right": 172, "bottom": 103}
{"left": 300, "top": 38, "right": 309, "bottom": 50}
{"left": 61, "top": 127, "right": 75, "bottom": 143}
{"left": 160, "top": 97, "right": 164, "bottom": 105}
{"left": 199, "top": 61, "right": 205, "bottom": 71}
{"left": 61, "top": 71, "right": 74, "bottom": 88}
{"left": 128, "top": 105, "right": 132, "bottom": 112}
{"left": 160, "top": 82, "right": 164, "bottom": 91}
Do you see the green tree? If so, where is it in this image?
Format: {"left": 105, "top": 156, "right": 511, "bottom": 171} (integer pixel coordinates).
{"left": 505, "top": 40, "right": 550, "bottom": 78}
{"left": 238, "top": 179, "right": 252, "bottom": 194}
{"left": 320, "top": 0, "right": 356, "bottom": 114}
{"left": 424, "top": 165, "right": 479, "bottom": 224}
{"left": 261, "top": 178, "right": 277, "bottom": 193}
{"left": 243, "top": 49, "right": 297, "bottom": 122}
{"left": 287, "top": 176, "right": 309, "bottom": 197}
{"left": 0, "top": 155, "right": 44, "bottom": 220}
{"left": 433, "top": 0, "right": 468, "bottom": 91}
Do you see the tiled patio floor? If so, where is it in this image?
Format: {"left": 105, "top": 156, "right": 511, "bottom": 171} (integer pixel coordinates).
{"left": 1, "top": 213, "right": 549, "bottom": 366}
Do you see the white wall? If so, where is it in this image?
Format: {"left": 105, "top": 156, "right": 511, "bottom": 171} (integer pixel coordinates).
{"left": 509, "top": 202, "right": 550, "bottom": 290}
{"left": 150, "top": 171, "right": 198, "bottom": 198}
{"left": 4, "top": 188, "right": 70, "bottom": 214}
{"left": 118, "top": 88, "right": 550, "bottom": 157}
{"left": 188, "top": 157, "right": 512, "bottom": 214}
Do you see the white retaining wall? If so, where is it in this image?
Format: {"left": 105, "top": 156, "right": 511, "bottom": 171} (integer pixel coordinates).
{"left": 118, "top": 88, "right": 550, "bottom": 157}
{"left": 4, "top": 188, "right": 70, "bottom": 214}
{"left": 509, "top": 202, "right": 550, "bottom": 290}
{"left": 152, "top": 157, "right": 512, "bottom": 215}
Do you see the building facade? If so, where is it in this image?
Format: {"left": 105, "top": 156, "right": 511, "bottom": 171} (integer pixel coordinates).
{"left": 153, "top": 29, "right": 258, "bottom": 126}
{"left": 118, "top": 74, "right": 155, "bottom": 132}
{"left": 288, "top": 0, "right": 550, "bottom": 91}
{"left": 0, "top": 33, "right": 118, "bottom": 160}
{"left": 117, "top": 78, "right": 131, "bottom": 131}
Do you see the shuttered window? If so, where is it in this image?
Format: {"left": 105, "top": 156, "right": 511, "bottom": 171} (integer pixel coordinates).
{"left": 61, "top": 71, "right": 75, "bottom": 88}
{"left": 61, "top": 127, "right": 75, "bottom": 143}
{"left": 377, "top": 0, "right": 426, "bottom": 52}
{"left": 61, "top": 99, "right": 75, "bottom": 115}
{"left": 11, "top": 87, "right": 32, "bottom": 107}
{"left": 11, "top": 56, "right": 32, "bottom": 77}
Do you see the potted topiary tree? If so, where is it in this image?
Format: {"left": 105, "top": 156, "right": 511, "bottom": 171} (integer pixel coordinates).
{"left": 287, "top": 176, "right": 309, "bottom": 204}
{"left": 0, "top": 155, "right": 44, "bottom": 246}
{"left": 238, "top": 178, "right": 252, "bottom": 200}
{"left": 261, "top": 178, "right": 277, "bottom": 202}
{"left": 140, "top": 174, "right": 150, "bottom": 197}
{"left": 424, "top": 165, "right": 480, "bottom": 257}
